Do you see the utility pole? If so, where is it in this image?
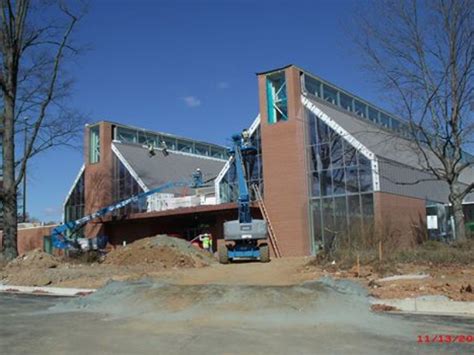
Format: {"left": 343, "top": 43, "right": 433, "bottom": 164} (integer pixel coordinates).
{"left": 22, "top": 117, "right": 28, "bottom": 223}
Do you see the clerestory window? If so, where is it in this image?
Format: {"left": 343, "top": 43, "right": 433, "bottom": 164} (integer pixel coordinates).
{"left": 266, "top": 72, "right": 288, "bottom": 124}
{"left": 89, "top": 125, "right": 100, "bottom": 164}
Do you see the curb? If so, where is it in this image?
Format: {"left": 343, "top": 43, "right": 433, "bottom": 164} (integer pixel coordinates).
{"left": 370, "top": 296, "right": 474, "bottom": 317}
{"left": 0, "top": 284, "right": 96, "bottom": 297}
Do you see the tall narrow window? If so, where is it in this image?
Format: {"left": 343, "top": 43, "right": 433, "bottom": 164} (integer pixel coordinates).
{"left": 89, "top": 125, "right": 100, "bottom": 164}
{"left": 64, "top": 170, "right": 85, "bottom": 237}
{"left": 266, "top": 71, "right": 288, "bottom": 124}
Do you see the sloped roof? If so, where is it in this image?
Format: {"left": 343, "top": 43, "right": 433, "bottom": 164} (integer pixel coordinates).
{"left": 112, "top": 141, "right": 226, "bottom": 192}
{"left": 308, "top": 96, "right": 474, "bottom": 185}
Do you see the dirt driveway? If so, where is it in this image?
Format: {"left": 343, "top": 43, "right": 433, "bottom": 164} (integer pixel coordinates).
{"left": 162, "top": 256, "right": 320, "bottom": 285}
{"left": 0, "top": 253, "right": 320, "bottom": 289}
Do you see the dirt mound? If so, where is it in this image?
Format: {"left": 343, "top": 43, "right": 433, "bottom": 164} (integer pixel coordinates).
{"left": 103, "top": 235, "right": 215, "bottom": 268}
{"left": 6, "top": 249, "right": 60, "bottom": 270}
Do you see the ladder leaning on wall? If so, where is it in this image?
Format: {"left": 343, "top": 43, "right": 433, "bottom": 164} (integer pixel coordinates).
{"left": 251, "top": 184, "right": 282, "bottom": 258}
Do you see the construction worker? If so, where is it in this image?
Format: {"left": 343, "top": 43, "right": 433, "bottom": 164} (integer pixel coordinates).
{"left": 208, "top": 234, "right": 213, "bottom": 253}
{"left": 199, "top": 233, "right": 211, "bottom": 253}
{"left": 194, "top": 168, "right": 203, "bottom": 186}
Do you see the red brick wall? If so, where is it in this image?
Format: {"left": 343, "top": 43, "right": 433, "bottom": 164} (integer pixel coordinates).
{"left": 84, "top": 122, "right": 114, "bottom": 237}
{"left": 258, "top": 66, "right": 311, "bottom": 256}
{"left": 104, "top": 209, "right": 240, "bottom": 249}
{"left": 0, "top": 225, "right": 56, "bottom": 255}
{"left": 374, "top": 192, "right": 426, "bottom": 248}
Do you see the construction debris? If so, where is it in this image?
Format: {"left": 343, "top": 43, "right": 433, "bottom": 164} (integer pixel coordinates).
{"left": 377, "top": 274, "right": 430, "bottom": 282}
{"left": 304, "top": 258, "right": 474, "bottom": 302}
{"left": 370, "top": 304, "right": 400, "bottom": 312}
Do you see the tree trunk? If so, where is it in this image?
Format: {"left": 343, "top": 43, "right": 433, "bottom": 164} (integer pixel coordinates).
{"left": 2, "top": 92, "right": 18, "bottom": 260}
{"left": 2, "top": 191, "right": 17, "bottom": 260}
{"left": 452, "top": 198, "right": 466, "bottom": 242}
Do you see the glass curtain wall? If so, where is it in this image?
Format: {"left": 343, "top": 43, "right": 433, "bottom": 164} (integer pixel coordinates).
{"left": 112, "top": 154, "right": 146, "bottom": 215}
{"left": 306, "top": 109, "right": 374, "bottom": 250}
{"left": 114, "top": 125, "right": 228, "bottom": 160}
{"left": 219, "top": 126, "right": 264, "bottom": 203}
{"left": 303, "top": 73, "right": 411, "bottom": 138}
{"left": 64, "top": 171, "right": 85, "bottom": 237}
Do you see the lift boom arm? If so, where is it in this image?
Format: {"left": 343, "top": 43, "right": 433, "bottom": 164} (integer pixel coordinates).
{"left": 229, "top": 133, "right": 256, "bottom": 224}
{"left": 52, "top": 172, "right": 203, "bottom": 249}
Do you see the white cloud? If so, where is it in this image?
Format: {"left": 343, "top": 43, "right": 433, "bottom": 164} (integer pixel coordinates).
{"left": 183, "top": 96, "right": 201, "bottom": 107}
{"left": 217, "top": 81, "right": 230, "bottom": 89}
{"left": 43, "top": 206, "right": 60, "bottom": 216}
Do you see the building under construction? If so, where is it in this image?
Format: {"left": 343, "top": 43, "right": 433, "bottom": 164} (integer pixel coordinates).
{"left": 63, "top": 64, "right": 474, "bottom": 256}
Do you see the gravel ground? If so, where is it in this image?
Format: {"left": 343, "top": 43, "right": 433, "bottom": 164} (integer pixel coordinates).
{"left": 2, "top": 278, "right": 474, "bottom": 354}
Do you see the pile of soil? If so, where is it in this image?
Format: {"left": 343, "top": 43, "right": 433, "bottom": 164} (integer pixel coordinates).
{"left": 6, "top": 249, "right": 60, "bottom": 270}
{"left": 103, "top": 235, "right": 215, "bottom": 269}
{"left": 1, "top": 249, "right": 63, "bottom": 286}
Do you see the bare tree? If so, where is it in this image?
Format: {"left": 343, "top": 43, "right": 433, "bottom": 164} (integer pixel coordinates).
{"left": 357, "top": 0, "right": 474, "bottom": 241}
{"left": 0, "top": 0, "right": 86, "bottom": 260}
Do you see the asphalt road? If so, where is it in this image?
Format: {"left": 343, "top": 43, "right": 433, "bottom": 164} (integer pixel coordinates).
{"left": 1, "top": 288, "right": 474, "bottom": 355}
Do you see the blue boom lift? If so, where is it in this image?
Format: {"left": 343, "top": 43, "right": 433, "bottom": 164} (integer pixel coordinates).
{"left": 218, "top": 130, "right": 269, "bottom": 263}
{"left": 51, "top": 170, "right": 204, "bottom": 250}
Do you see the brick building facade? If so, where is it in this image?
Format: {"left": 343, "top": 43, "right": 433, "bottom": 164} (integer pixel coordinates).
{"left": 63, "top": 65, "right": 474, "bottom": 256}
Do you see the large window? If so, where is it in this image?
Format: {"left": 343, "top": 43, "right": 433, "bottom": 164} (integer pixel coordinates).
{"left": 323, "top": 84, "right": 338, "bottom": 105}
{"left": 340, "top": 93, "right": 353, "bottom": 112}
{"left": 116, "top": 127, "right": 138, "bottom": 144}
{"left": 177, "top": 140, "right": 194, "bottom": 153}
{"left": 303, "top": 73, "right": 408, "bottom": 136}
{"left": 354, "top": 100, "right": 367, "bottom": 118}
{"left": 64, "top": 170, "right": 85, "bottom": 237}
{"left": 113, "top": 126, "right": 227, "bottom": 159}
{"left": 304, "top": 75, "right": 321, "bottom": 98}
{"left": 89, "top": 125, "right": 100, "bottom": 164}
{"left": 266, "top": 71, "right": 288, "bottom": 124}
{"left": 112, "top": 154, "right": 146, "bottom": 215}
{"left": 306, "top": 109, "right": 374, "bottom": 251}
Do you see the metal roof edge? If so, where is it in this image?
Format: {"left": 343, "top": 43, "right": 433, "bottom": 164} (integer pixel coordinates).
{"left": 256, "top": 64, "right": 297, "bottom": 76}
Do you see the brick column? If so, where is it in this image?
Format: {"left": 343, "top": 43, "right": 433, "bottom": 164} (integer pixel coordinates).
{"left": 84, "top": 122, "right": 114, "bottom": 238}
{"left": 258, "top": 66, "right": 311, "bottom": 256}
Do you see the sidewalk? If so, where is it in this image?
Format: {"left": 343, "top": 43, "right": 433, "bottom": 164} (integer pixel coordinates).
{"left": 0, "top": 284, "right": 96, "bottom": 297}
{"left": 370, "top": 295, "right": 474, "bottom": 317}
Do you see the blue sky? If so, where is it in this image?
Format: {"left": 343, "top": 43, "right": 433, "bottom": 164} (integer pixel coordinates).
{"left": 29, "top": 0, "right": 385, "bottom": 221}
